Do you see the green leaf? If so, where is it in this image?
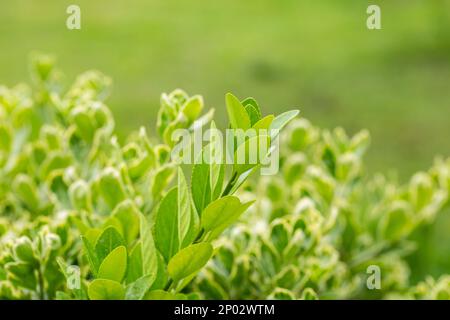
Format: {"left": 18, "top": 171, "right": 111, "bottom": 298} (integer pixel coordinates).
{"left": 233, "top": 134, "right": 271, "bottom": 175}
{"left": 151, "top": 164, "right": 176, "bottom": 199}
{"left": 140, "top": 213, "right": 158, "bottom": 278}
{"left": 177, "top": 168, "right": 191, "bottom": 244}
{"left": 189, "top": 108, "right": 215, "bottom": 131}
{"left": 191, "top": 143, "right": 225, "bottom": 215}
{"left": 191, "top": 161, "right": 212, "bottom": 215}
{"left": 167, "top": 242, "right": 213, "bottom": 283}
{"left": 252, "top": 115, "right": 274, "bottom": 131}
{"left": 13, "top": 174, "right": 39, "bottom": 212}
{"left": 94, "top": 226, "right": 125, "bottom": 262}
{"left": 242, "top": 97, "right": 261, "bottom": 117}
{"left": 13, "top": 237, "right": 37, "bottom": 265}
{"left": 112, "top": 200, "right": 140, "bottom": 245}
{"left": 380, "top": 201, "right": 413, "bottom": 241}
{"left": 229, "top": 166, "right": 259, "bottom": 195}
{"left": 201, "top": 196, "right": 254, "bottom": 240}
{"left": 144, "top": 290, "right": 176, "bottom": 300}
{"left": 154, "top": 188, "right": 179, "bottom": 262}
{"left": 269, "top": 110, "right": 300, "bottom": 139}
{"left": 126, "top": 242, "right": 143, "bottom": 283}
{"left": 97, "top": 168, "right": 127, "bottom": 209}
{"left": 5, "top": 262, "right": 37, "bottom": 290}
{"left": 88, "top": 279, "right": 125, "bottom": 300}
{"left": 181, "top": 95, "right": 204, "bottom": 122}
{"left": 97, "top": 246, "right": 127, "bottom": 282}
{"left": 301, "top": 288, "right": 319, "bottom": 300}
{"left": 84, "top": 228, "right": 102, "bottom": 247}
{"left": 150, "top": 251, "right": 169, "bottom": 290}
{"left": 268, "top": 288, "right": 296, "bottom": 300}
{"left": 245, "top": 104, "right": 261, "bottom": 126}
{"left": 81, "top": 236, "right": 101, "bottom": 276}
{"left": 125, "top": 274, "right": 156, "bottom": 300}
{"left": 69, "top": 180, "right": 92, "bottom": 211}
{"left": 181, "top": 200, "right": 200, "bottom": 248}
{"left": 225, "top": 93, "right": 250, "bottom": 130}
{"left": 206, "top": 121, "right": 224, "bottom": 200}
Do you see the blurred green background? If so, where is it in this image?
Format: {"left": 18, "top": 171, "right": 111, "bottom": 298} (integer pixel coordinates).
{"left": 0, "top": 0, "right": 449, "bottom": 178}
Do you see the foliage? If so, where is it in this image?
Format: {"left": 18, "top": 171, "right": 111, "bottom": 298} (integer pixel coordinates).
{"left": 0, "top": 56, "right": 298, "bottom": 299}
{"left": 194, "top": 119, "right": 450, "bottom": 299}
{"left": 1, "top": 56, "right": 449, "bottom": 300}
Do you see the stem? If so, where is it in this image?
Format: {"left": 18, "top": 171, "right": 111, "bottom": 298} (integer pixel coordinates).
{"left": 37, "top": 267, "right": 45, "bottom": 300}
{"left": 194, "top": 229, "right": 205, "bottom": 243}
{"left": 164, "top": 279, "right": 173, "bottom": 291}
{"left": 222, "top": 172, "right": 238, "bottom": 197}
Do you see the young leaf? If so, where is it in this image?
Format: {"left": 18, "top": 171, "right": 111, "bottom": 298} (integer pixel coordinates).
{"left": 97, "top": 168, "right": 127, "bottom": 209}
{"left": 167, "top": 242, "right": 213, "bottom": 283}
{"left": 84, "top": 228, "right": 102, "bottom": 247}
{"left": 191, "top": 161, "right": 212, "bottom": 215}
{"left": 154, "top": 188, "right": 179, "bottom": 262}
{"left": 181, "top": 95, "right": 204, "bottom": 122}
{"left": 94, "top": 226, "right": 125, "bottom": 262}
{"left": 81, "top": 236, "right": 100, "bottom": 276}
{"left": 151, "top": 164, "right": 176, "bottom": 199}
{"left": 225, "top": 93, "right": 250, "bottom": 130}
{"left": 88, "top": 279, "right": 125, "bottom": 300}
{"left": 233, "top": 134, "right": 271, "bottom": 175}
{"left": 127, "top": 242, "right": 143, "bottom": 283}
{"left": 150, "top": 252, "right": 169, "bottom": 290}
{"left": 140, "top": 213, "right": 158, "bottom": 278}
{"left": 144, "top": 290, "right": 176, "bottom": 300}
{"left": 201, "top": 196, "right": 254, "bottom": 240}
{"left": 245, "top": 104, "right": 261, "bottom": 126}
{"left": 241, "top": 97, "right": 260, "bottom": 113}
{"left": 125, "top": 274, "right": 156, "bottom": 300}
{"left": 269, "top": 110, "right": 300, "bottom": 139}
{"left": 181, "top": 200, "right": 200, "bottom": 248}
{"left": 112, "top": 200, "right": 140, "bottom": 245}
{"left": 228, "top": 166, "right": 260, "bottom": 195}
{"left": 97, "top": 246, "right": 127, "bottom": 282}
{"left": 252, "top": 115, "right": 274, "bottom": 131}
{"left": 207, "top": 121, "right": 224, "bottom": 200}
{"left": 177, "top": 168, "right": 191, "bottom": 244}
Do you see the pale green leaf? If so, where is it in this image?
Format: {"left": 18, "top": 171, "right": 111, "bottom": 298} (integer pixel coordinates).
{"left": 167, "top": 242, "right": 213, "bottom": 283}
{"left": 140, "top": 213, "right": 158, "bottom": 277}
{"left": 177, "top": 168, "right": 191, "bottom": 244}
{"left": 201, "top": 196, "right": 254, "bottom": 240}
{"left": 225, "top": 93, "right": 250, "bottom": 130}
{"left": 154, "top": 188, "right": 179, "bottom": 261}
{"left": 81, "top": 236, "right": 100, "bottom": 276}
{"left": 181, "top": 95, "right": 203, "bottom": 122}
{"left": 94, "top": 226, "right": 125, "bottom": 262}
{"left": 97, "top": 246, "right": 127, "bottom": 282}
{"left": 125, "top": 274, "right": 156, "bottom": 300}
{"left": 252, "top": 114, "right": 274, "bottom": 131}
{"left": 88, "top": 279, "right": 125, "bottom": 300}
{"left": 269, "top": 110, "right": 300, "bottom": 139}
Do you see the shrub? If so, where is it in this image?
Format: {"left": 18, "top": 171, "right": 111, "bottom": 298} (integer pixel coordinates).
{"left": 194, "top": 119, "right": 450, "bottom": 299}
{"left": 0, "top": 56, "right": 298, "bottom": 299}
{"left": 1, "top": 56, "right": 448, "bottom": 300}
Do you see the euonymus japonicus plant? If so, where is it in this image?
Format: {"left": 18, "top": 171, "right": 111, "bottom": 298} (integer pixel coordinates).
{"left": 194, "top": 119, "right": 450, "bottom": 300}
{"left": 0, "top": 55, "right": 299, "bottom": 299}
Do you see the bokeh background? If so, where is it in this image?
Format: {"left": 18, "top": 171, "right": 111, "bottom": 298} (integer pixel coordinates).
{"left": 0, "top": 0, "right": 449, "bottom": 288}
{"left": 1, "top": 0, "right": 449, "bottom": 179}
